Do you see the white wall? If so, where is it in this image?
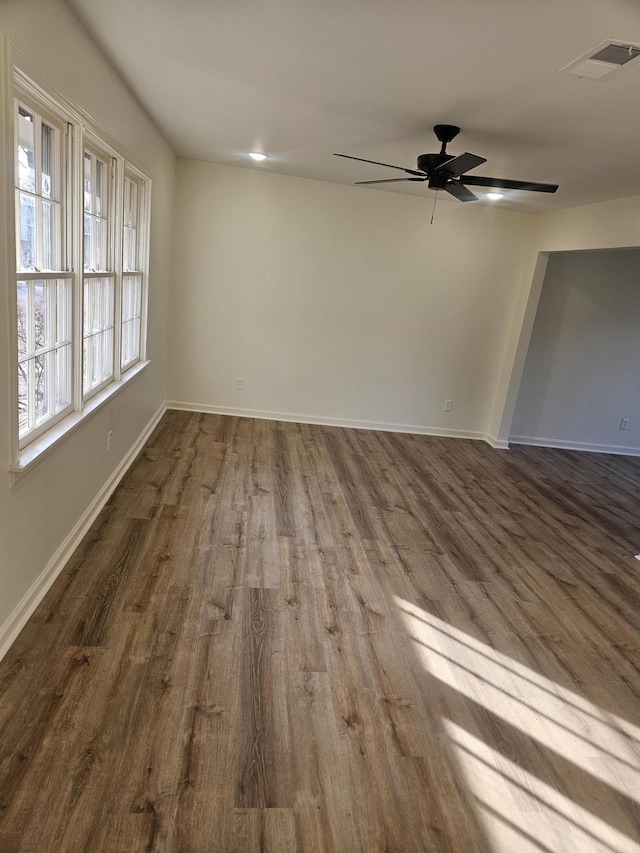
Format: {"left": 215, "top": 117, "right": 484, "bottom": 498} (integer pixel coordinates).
{"left": 510, "top": 249, "right": 640, "bottom": 452}
{"left": 0, "top": 1, "right": 175, "bottom": 649}
{"left": 489, "top": 195, "right": 640, "bottom": 443}
{"left": 168, "top": 158, "right": 534, "bottom": 438}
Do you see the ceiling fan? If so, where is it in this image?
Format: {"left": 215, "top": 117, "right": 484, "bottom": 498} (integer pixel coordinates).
{"left": 335, "top": 125, "right": 558, "bottom": 202}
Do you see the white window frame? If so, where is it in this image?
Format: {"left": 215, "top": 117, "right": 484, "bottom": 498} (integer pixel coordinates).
{"left": 13, "top": 91, "right": 75, "bottom": 448}
{"left": 82, "top": 138, "right": 118, "bottom": 401}
{"left": 2, "top": 42, "right": 152, "bottom": 480}
{"left": 120, "top": 166, "right": 148, "bottom": 372}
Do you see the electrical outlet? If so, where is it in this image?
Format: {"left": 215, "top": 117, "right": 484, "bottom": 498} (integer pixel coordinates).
{"left": 236, "top": 377, "right": 245, "bottom": 390}
{"left": 444, "top": 400, "right": 453, "bottom": 412}
{"left": 620, "top": 418, "right": 630, "bottom": 430}
{"left": 107, "top": 430, "right": 113, "bottom": 450}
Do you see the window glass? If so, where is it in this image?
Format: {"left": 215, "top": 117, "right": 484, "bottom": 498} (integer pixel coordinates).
{"left": 83, "top": 152, "right": 92, "bottom": 212}
{"left": 17, "top": 107, "right": 35, "bottom": 192}
{"left": 16, "top": 278, "right": 72, "bottom": 439}
{"left": 18, "top": 194, "right": 36, "bottom": 270}
{"left": 83, "top": 277, "right": 115, "bottom": 395}
{"left": 121, "top": 275, "right": 142, "bottom": 367}
{"left": 41, "top": 122, "right": 53, "bottom": 198}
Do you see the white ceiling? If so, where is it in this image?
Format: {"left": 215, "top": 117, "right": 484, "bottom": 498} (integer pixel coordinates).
{"left": 65, "top": 0, "right": 640, "bottom": 212}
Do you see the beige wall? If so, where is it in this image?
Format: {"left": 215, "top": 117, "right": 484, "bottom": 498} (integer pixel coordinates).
{"left": 489, "top": 195, "right": 640, "bottom": 442}
{"left": 510, "top": 249, "right": 640, "bottom": 452}
{"left": 168, "top": 158, "right": 534, "bottom": 439}
{"left": 0, "top": 1, "right": 175, "bottom": 646}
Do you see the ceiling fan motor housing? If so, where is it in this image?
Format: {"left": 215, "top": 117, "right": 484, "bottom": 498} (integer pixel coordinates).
{"left": 417, "top": 153, "right": 455, "bottom": 187}
{"left": 428, "top": 174, "right": 451, "bottom": 190}
{"left": 419, "top": 125, "right": 460, "bottom": 187}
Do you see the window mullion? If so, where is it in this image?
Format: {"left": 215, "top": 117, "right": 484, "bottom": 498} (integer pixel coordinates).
{"left": 25, "top": 280, "right": 34, "bottom": 432}
{"left": 72, "top": 122, "right": 84, "bottom": 413}
{"left": 139, "top": 182, "right": 149, "bottom": 362}
{"left": 34, "top": 113, "right": 42, "bottom": 270}
{"left": 91, "top": 155, "right": 98, "bottom": 271}
{"left": 95, "top": 282, "right": 102, "bottom": 386}
{"left": 86, "top": 285, "right": 93, "bottom": 391}
{"left": 113, "top": 157, "right": 123, "bottom": 381}
{"left": 46, "top": 281, "right": 56, "bottom": 415}
{"left": 46, "top": 349, "right": 54, "bottom": 423}
{"left": 28, "top": 338, "right": 36, "bottom": 432}
{"left": 90, "top": 215, "right": 96, "bottom": 271}
{"left": 65, "top": 123, "right": 72, "bottom": 272}
{"left": 27, "top": 281, "right": 36, "bottom": 429}
{"left": 34, "top": 197, "right": 43, "bottom": 271}
{"left": 26, "top": 279, "right": 34, "bottom": 362}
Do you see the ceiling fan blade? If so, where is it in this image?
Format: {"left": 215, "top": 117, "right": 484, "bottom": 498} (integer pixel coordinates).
{"left": 445, "top": 183, "right": 479, "bottom": 203}
{"left": 434, "top": 152, "right": 486, "bottom": 178}
{"left": 334, "top": 153, "right": 425, "bottom": 177}
{"left": 460, "top": 175, "right": 558, "bottom": 193}
{"left": 355, "top": 177, "right": 427, "bottom": 185}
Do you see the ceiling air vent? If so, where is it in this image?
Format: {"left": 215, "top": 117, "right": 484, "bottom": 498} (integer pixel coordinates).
{"left": 558, "top": 39, "right": 640, "bottom": 81}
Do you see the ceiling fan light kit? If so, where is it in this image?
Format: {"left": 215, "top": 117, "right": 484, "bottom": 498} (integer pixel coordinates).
{"left": 335, "top": 124, "right": 558, "bottom": 204}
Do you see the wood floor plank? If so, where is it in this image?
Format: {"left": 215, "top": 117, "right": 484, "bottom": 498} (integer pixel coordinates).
{"left": 1, "top": 411, "right": 640, "bottom": 851}
{"left": 236, "top": 587, "right": 293, "bottom": 809}
{"left": 286, "top": 670, "right": 359, "bottom": 852}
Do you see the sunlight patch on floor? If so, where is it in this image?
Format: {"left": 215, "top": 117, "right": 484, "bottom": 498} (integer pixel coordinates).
{"left": 395, "top": 598, "right": 640, "bottom": 853}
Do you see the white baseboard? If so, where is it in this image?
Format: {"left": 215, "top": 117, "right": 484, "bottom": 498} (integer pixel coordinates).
{"left": 484, "top": 435, "right": 511, "bottom": 450}
{"left": 0, "top": 403, "right": 167, "bottom": 664}
{"left": 509, "top": 434, "right": 640, "bottom": 456}
{"left": 167, "top": 400, "right": 495, "bottom": 444}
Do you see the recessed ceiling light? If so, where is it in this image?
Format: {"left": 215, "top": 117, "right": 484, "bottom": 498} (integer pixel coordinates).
{"left": 249, "top": 152, "right": 267, "bottom": 161}
{"left": 486, "top": 192, "right": 503, "bottom": 200}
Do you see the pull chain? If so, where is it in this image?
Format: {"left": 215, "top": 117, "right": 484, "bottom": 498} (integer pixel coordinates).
{"left": 430, "top": 190, "right": 439, "bottom": 225}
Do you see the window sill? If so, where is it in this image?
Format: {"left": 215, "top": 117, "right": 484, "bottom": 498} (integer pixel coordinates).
{"left": 10, "top": 360, "right": 150, "bottom": 485}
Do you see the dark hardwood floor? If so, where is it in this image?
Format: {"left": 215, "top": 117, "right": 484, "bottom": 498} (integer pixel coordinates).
{"left": 1, "top": 410, "right": 639, "bottom": 852}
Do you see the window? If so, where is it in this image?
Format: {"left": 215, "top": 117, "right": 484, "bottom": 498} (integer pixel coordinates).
{"left": 121, "top": 172, "right": 146, "bottom": 370}
{"left": 83, "top": 145, "right": 115, "bottom": 398}
{"left": 15, "top": 100, "right": 73, "bottom": 444}
{"left": 10, "top": 70, "right": 151, "bottom": 466}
